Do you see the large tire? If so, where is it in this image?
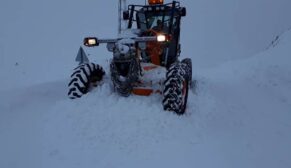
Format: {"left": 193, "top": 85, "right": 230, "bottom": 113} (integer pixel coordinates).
{"left": 181, "top": 58, "right": 192, "bottom": 86}
{"left": 181, "top": 58, "right": 192, "bottom": 81}
{"left": 68, "top": 63, "right": 105, "bottom": 99}
{"left": 163, "top": 62, "right": 190, "bottom": 115}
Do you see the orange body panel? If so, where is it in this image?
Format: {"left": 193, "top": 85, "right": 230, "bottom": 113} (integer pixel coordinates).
{"left": 132, "top": 88, "right": 154, "bottom": 96}
{"left": 132, "top": 63, "right": 166, "bottom": 96}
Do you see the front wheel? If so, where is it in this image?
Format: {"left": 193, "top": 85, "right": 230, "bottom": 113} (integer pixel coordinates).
{"left": 68, "top": 63, "right": 105, "bottom": 99}
{"left": 163, "top": 62, "right": 189, "bottom": 115}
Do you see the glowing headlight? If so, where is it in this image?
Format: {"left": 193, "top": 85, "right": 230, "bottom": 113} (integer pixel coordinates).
{"left": 84, "top": 37, "right": 99, "bottom": 47}
{"left": 88, "top": 39, "right": 97, "bottom": 45}
{"left": 157, "top": 35, "right": 166, "bottom": 42}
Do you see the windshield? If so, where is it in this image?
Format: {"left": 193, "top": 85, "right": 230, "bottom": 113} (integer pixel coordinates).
{"left": 137, "top": 11, "right": 177, "bottom": 34}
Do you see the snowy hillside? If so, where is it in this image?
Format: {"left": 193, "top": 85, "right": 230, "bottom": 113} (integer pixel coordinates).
{"left": 1, "top": 0, "right": 291, "bottom": 168}
{"left": 1, "top": 0, "right": 291, "bottom": 90}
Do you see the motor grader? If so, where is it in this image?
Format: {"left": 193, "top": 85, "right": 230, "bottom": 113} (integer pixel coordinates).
{"left": 68, "top": 0, "right": 192, "bottom": 114}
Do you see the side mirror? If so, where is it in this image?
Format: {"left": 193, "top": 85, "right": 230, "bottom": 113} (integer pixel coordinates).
{"left": 123, "top": 11, "right": 129, "bottom": 20}
{"left": 84, "top": 37, "right": 99, "bottom": 47}
{"left": 180, "top": 7, "right": 186, "bottom": 17}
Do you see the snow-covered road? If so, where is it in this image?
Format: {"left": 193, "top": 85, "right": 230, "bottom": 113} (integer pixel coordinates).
{"left": 1, "top": 30, "right": 291, "bottom": 168}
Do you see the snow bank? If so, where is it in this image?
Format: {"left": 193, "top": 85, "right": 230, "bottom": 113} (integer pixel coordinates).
{"left": 192, "top": 29, "right": 291, "bottom": 168}
{"left": 1, "top": 29, "right": 290, "bottom": 168}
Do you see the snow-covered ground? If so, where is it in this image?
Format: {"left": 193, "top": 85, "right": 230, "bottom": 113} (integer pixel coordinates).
{"left": 1, "top": 0, "right": 291, "bottom": 168}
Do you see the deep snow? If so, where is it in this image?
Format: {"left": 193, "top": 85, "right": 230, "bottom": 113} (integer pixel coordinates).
{"left": 1, "top": 0, "right": 291, "bottom": 168}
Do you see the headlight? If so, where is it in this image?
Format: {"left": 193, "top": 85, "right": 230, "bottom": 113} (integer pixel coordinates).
{"left": 84, "top": 37, "right": 99, "bottom": 47}
{"left": 157, "top": 35, "right": 166, "bottom": 42}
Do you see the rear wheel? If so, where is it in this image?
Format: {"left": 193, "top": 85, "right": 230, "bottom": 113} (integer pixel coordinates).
{"left": 163, "top": 62, "right": 189, "bottom": 115}
{"left": 68, "top": 63, "right": 105, "bottom": 99}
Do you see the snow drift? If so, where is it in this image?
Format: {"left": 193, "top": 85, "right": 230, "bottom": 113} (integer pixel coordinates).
{"left": 1, "top": 28, "right": 291, "bottom": 168}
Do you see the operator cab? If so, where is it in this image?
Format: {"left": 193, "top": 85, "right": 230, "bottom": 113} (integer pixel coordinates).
{"left": 126, "top": 1, "right": 186, "bottom": 67}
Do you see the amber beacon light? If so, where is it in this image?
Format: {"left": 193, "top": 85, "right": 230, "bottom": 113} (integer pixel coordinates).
{"left": 148, "top": 0, "right": 164, "bottom": 5}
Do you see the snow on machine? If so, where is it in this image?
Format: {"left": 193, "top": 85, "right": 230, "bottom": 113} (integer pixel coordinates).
{"left": 68, "top": 0, "right": 192, "bottom": 114}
